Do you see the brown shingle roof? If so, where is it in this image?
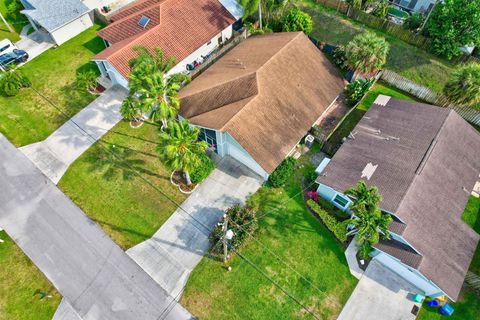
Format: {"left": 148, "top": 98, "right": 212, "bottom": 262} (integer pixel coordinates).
{"left": 317, "top": 96, "right": 480, "bottom": 300}
{"left": 374, "top": 239, "right": 423, "bottom": 269}
{"left": 179, "top": 32, "right": 346, "bottom": 173}
{"left": 93, "top": 0, "right": 236, "bottom": 78}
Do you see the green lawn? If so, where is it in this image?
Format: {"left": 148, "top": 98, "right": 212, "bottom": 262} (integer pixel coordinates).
{"left": 0, "top": 0, "right": 27, "bottom": 42}
{"left": 0, "top": 231, "right": 61, "bottom": 320}
{"left": 299, "top": 0, "right": 456, "bottom": 93}
{"left": 181, "top": 150, "right": 357, "bottom": 319}
{"left": 327, "top": 82, "right": 416, "bottom": 148}
{"left": 58, "top": 121, "right": 187, "bottom": 250}
{"left": 417, "top": 196, "right": 480, "bottom": 320}
{"left": 0, "top": 23, "right": 104, "bottom": 147}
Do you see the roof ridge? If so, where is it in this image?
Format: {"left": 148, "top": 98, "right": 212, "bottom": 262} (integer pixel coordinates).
{"left": 256, "top": 32, "right": 302, "bottom": 74}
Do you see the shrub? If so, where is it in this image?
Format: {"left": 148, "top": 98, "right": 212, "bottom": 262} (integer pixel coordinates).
{"left": 404, "top": 12, "right": 423, "bottom": 31}
{"left": 443, "top": 63, "right": 480, "bottom": 108}
{"left": 76, "top": 70, "right": 98, "bottom": 93}
{"left": 210, "top": 204, "right": 258, "bottom": 256}
{"left": 307, "top": 199, "right": 347, "bottom": 242}
{"left": 344, "top": 78, "right": 374, "bottom": 107}
{"left": 332, "top": 46, "right": 349, "bottom": 70}
{"left": 190, "top": 153, "right": 215, "bottom": 184}
{"left": 267, "top": 157, "right": 296, "bottom": 188}
{"left": 304, "top": 165, "right": 318, "bottom": 188}
{"left": 281, "top": 9, "right": 313, "bottom": 34}
{"left": 0, "top": 69, "right": 31, "bottom": 97}
{"left": 307, "top": 191, "right": 319, "bottom": 202}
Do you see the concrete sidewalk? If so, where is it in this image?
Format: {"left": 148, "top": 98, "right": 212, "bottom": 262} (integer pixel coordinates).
{"left": 127, "top": 156, "right": 263, "bottom": 298}
{"left": 338, "top": 260, "right": 422, "bottom": 320}
{"left": 0, "top": 134, "right": 194, "bottom": 320}
{"left": 20, "top": 86, "right": 127, "bottom": 184}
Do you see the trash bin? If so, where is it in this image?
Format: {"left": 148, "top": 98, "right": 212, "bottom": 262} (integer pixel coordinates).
{"left": 438, "top": 303, "right": 454, "bottom": 316}
{"left": 427, "top": 300, "right": 439, "bottom": 307}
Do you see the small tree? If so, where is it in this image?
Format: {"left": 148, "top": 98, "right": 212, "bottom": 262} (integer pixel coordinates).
{"left": 76, "top": 70, "right": 98, "bottom": 93}
{"left": 267, "top": 157, "right": 296, "bottom": 187}
{"left": 0, "top": 68, "right": 31, "bottom": 96}
{"left": 345, "top": 32, "right": 389, "bottom": 78}
{"left": 426, "top": 0, "right": 480, "bottom": 59}
{"left": 344, "top": 180, "right": 382, "bottom": 212}
{"left": 344, "top": 78, "right": 374, "bottom": 107}
{"left": 281, "top": 9, "right": 313, "bottom": 34}
{"left": 120, "top": 95, "right": 143, "bottom": 123}
{"left": 373, "top": 0, "right": 389, "bottom": 19}
{"left": 157, "top": 120, "right": 208, "bottom": 185}
{"left": 443, "top": 63, "right": 480, "bottom": 108}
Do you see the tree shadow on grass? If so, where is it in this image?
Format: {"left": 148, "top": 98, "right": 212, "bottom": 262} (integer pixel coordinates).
{"left": 82, "top": 36, "right": 106, "bottom": 55}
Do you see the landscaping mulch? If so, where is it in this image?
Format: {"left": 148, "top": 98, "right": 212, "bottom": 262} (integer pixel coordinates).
{"left": 171, "top": 170, "right": 197, "bottom": 193}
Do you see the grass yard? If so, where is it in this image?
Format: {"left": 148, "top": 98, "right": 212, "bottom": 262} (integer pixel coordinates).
{"left": 181, "top": 149, "right": 357, "bottom": 319}
{"left": 327, "top": 81, "right": 416, "bottom": 148}
{"left": 58, "top": 121, "right": 187, "bottom": 250}
{"left": 298, "top": 0, "right": 456, "bottom": 93}
{"left": 0, "top": 0, "right": 27, "bottom": 42}
{"left": 0, "top": 23, "right": 104, "bottom": 147}
{"left": 417, "top": 196, "right": 480, "bottom": 320}
{"left": 0, "top": 231, "right": 61, "bottom": 320}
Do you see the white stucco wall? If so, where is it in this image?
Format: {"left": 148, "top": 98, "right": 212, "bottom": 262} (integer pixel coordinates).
{"left": 50, "top": 13, "right": 93, "bottom": 45}
{"left": 94, "top": 60, "right": 129, "bottom": 88}
{"left": 374, "top": 251, "right": 445, "bottom": 298}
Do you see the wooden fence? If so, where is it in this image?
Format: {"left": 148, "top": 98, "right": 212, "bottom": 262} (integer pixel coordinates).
{"left": 381, "top": 69, "right": 480, "bottom": 126}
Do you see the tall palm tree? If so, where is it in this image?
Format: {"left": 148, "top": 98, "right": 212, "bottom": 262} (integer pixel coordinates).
{"left": 345, "top": 32, "right": 390, "bottom": 78}
{"left": 120, "top": 95, "right": 143, "bottom": 123}
{"left": 443, "top": 63, "right": 480, "bottom": 108}
{"left": 128, "top": 46, "right": 189, "bottom": 129}
{"left": 157, "top": 120, "right": 208, "bottom": 185}
{"left": 344, "top": 180, "right": 382, "bottom": 212}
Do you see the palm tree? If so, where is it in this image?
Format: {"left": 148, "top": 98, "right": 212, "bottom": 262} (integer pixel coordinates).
{"left": 120, "top": 95, "right": 143, "bottom": 123}
{"left": 345, "top": 32, "right": 390, "bottom": 78}
{"left": 157, "top": 120, "right": 208, "bottom": 185}
{"left": 344, "top": 180, "right": 382, "bottom": 212}
{"left": 76, "top": 70, "right": 98, "bottom": 93}
{"left": 128, "top": 46, "right": 189, "bottom": 130}
{"left": 443, "top": 63, "right": 480, "bottom": 108}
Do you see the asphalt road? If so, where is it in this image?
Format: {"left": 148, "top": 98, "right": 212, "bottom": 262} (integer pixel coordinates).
{"left": 0, "top": 134, "right": 194, "bottom": 320}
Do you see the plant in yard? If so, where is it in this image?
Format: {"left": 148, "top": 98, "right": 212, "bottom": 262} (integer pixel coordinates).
{"left": 426, "top": 0, "right": 480, "bottom": 59}
{"left": 281, "top": 8, "right": 313, "bottom": 34}
{"left": 344, "top": 180, "right": 382, "bottom": 212}
{"left": 443, "top": 63, "right": 480, "bottom": 108}
{"left": 267, "top": 156, "right": 296, "bottom": 188}
{"left": 128, "top": 46, "right": 189, "bottom": 130}
{"left": 304, "top": 165, "right": 318, "bottom": 187}
{"left": 345, "top": 32, "right": 390, "bottom": 78}
{"left": 344, "top": 78, "right": 374, "bottom": 107}
{"left": 157, "top": 120, "right": 208, "bottom": 186}
{"left": 404, "top": 12, "right": 423, "bottom": 31}
{"left": 76, "top": 70, "right": 98, "bottom": 93}
{"left": 307, "top": 191, "right": 319, "bottom": 202}
{"left": 190, "top": 152, "right": 215, "bottom": 184}
{"left": 6, "top": 0, "right": 22, "bottom": 20}
{"left": 332, "top": 46, "right": 349, "bottom": 70}
{"left": 0, "top": 68, "right": 31, "bottom": 97}
{"left": 241, "top": 0, "right": 292, "bottom": 29}
{"left": 307, "top": 199, "right": 347, "bottom": 242}
{"left": 210, "top": 204, "right": 258, "bottom": 256}
{"left": 372, "top": 1, "right": 389, "bottom": 19}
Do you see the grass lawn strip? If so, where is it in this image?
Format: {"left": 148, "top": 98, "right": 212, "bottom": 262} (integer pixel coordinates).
{"left": 0, "top": 24, "right": 104, "bottom": 147}
{"left": 58, "top": 121, "right": 187, "bottom": 250}
{"left": 181, "top": 149, "right": 357, "bottom": 319}
{"left": 0, "top": 231, "right": 61, "bottom": 320}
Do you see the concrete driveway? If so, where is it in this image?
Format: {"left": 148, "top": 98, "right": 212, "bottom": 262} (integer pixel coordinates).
{"left": 15, "top": 30, "right": 55, "bottom": 61}
{"left": 20, "top": 86, "right": 127, "bottom": 184}
{"left": 0, "top": 134, "right": 193, "bottom": 320}
{"left": 338, "top": 260, "right": 422, "bottom": 320}
{"left": 127, "top": 156, "right": 263, "bottom": 298}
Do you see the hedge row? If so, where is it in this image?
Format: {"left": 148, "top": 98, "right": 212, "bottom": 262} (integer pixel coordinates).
{"left": 307, "top": 199, "right": 347, "bottom": 242}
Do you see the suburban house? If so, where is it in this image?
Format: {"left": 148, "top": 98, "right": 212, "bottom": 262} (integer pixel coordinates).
{"left": 20, "top": 0, "right": 95, "bottom": 45}
{"left": 316, "top": 95, "right": 480, "bottom": 301}
{"left": 390, "top": 0, "right": 436, "bottom": 13}
{"left": 92, "top": 0, "right": 243, "bottom": 89}
{"left": 178, "top": 32, "right": 346, "bottom": 180}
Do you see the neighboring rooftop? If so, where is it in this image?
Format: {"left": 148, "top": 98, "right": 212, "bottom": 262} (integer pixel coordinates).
{"left": 317, "top": 96, "right": 480, "bottom": 300}
{"left": 94, "top": 0, "right": 237, "bottom": 78}
{"left": 179, "top": 32, "right": 346, "bottom": 174}
{"left": 21, "top": 0, "right": 90, "bottom": 32}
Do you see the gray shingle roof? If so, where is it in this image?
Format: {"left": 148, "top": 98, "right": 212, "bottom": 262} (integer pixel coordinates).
{"left": 21, "top": 0, "right": 90, "bottom": 32}
{"left": 317, "top": 96, "right": 480, "bottom": 300}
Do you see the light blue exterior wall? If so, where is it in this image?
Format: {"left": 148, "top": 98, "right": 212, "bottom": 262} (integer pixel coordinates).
{"left": 316, "top": 183, "right": 353, "bottom": 213}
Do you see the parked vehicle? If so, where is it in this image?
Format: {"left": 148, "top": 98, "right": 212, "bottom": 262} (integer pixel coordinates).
{"left": 0, "top": 39, "right": 17, "bottom": 56}
{"left": 0, "top": 50, "right": 29, "bottom": 71}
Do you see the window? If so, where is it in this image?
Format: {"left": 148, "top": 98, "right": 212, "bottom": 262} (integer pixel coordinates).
{"left": 333, "top": 194, "right": 349, "bottom": 207}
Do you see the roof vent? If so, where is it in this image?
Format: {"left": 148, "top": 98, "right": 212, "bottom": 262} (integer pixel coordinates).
{"left": 138, "top": 16, "right": 150, "bottom": 28}
{"left": 361, "top": 163, "right": 378, "bottom": 180}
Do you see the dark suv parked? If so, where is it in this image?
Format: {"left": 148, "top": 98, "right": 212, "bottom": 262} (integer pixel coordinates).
{"left": 0, "top": 49, "right": 29, "bottom": 70}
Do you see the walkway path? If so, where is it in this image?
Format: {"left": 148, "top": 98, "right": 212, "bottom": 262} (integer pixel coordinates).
{"left": 338, "top": 260, "right": 422, "bottom": 320}
{"left": 127, "top": 156, "right": 263, "bottom": 298}
{"left": 20, "top": 86, "right": 127, "bottom": 184}
{"left": 0, "top": 134, "right": 193, "bottom": 320}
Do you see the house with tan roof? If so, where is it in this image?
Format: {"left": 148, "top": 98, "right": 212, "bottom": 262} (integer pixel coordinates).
{"left": 178, "top": 32, "right": 346, "bottom": 179}
{"left": 316, "top": 95, "right": 480, "bottom": 301}
{"left": 92, "top": 0, "right": 242, "bottom": 88}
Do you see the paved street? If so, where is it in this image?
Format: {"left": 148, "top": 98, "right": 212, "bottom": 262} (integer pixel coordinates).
{"left": 127, "top": 156, "right": 263, "bottom": 298}
{"left": 0, "top": 134, "right": 194, "bottom": 320}
{"left": 338, "top": 260, "right": 422, "bottom": 320}
{"left": 20, "top": 86, "right": 127, "bottom": 184}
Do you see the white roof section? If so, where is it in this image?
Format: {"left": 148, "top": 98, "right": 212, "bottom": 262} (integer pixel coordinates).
{"left": 219, "top": 0, "right": 243, "bottom": 20}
